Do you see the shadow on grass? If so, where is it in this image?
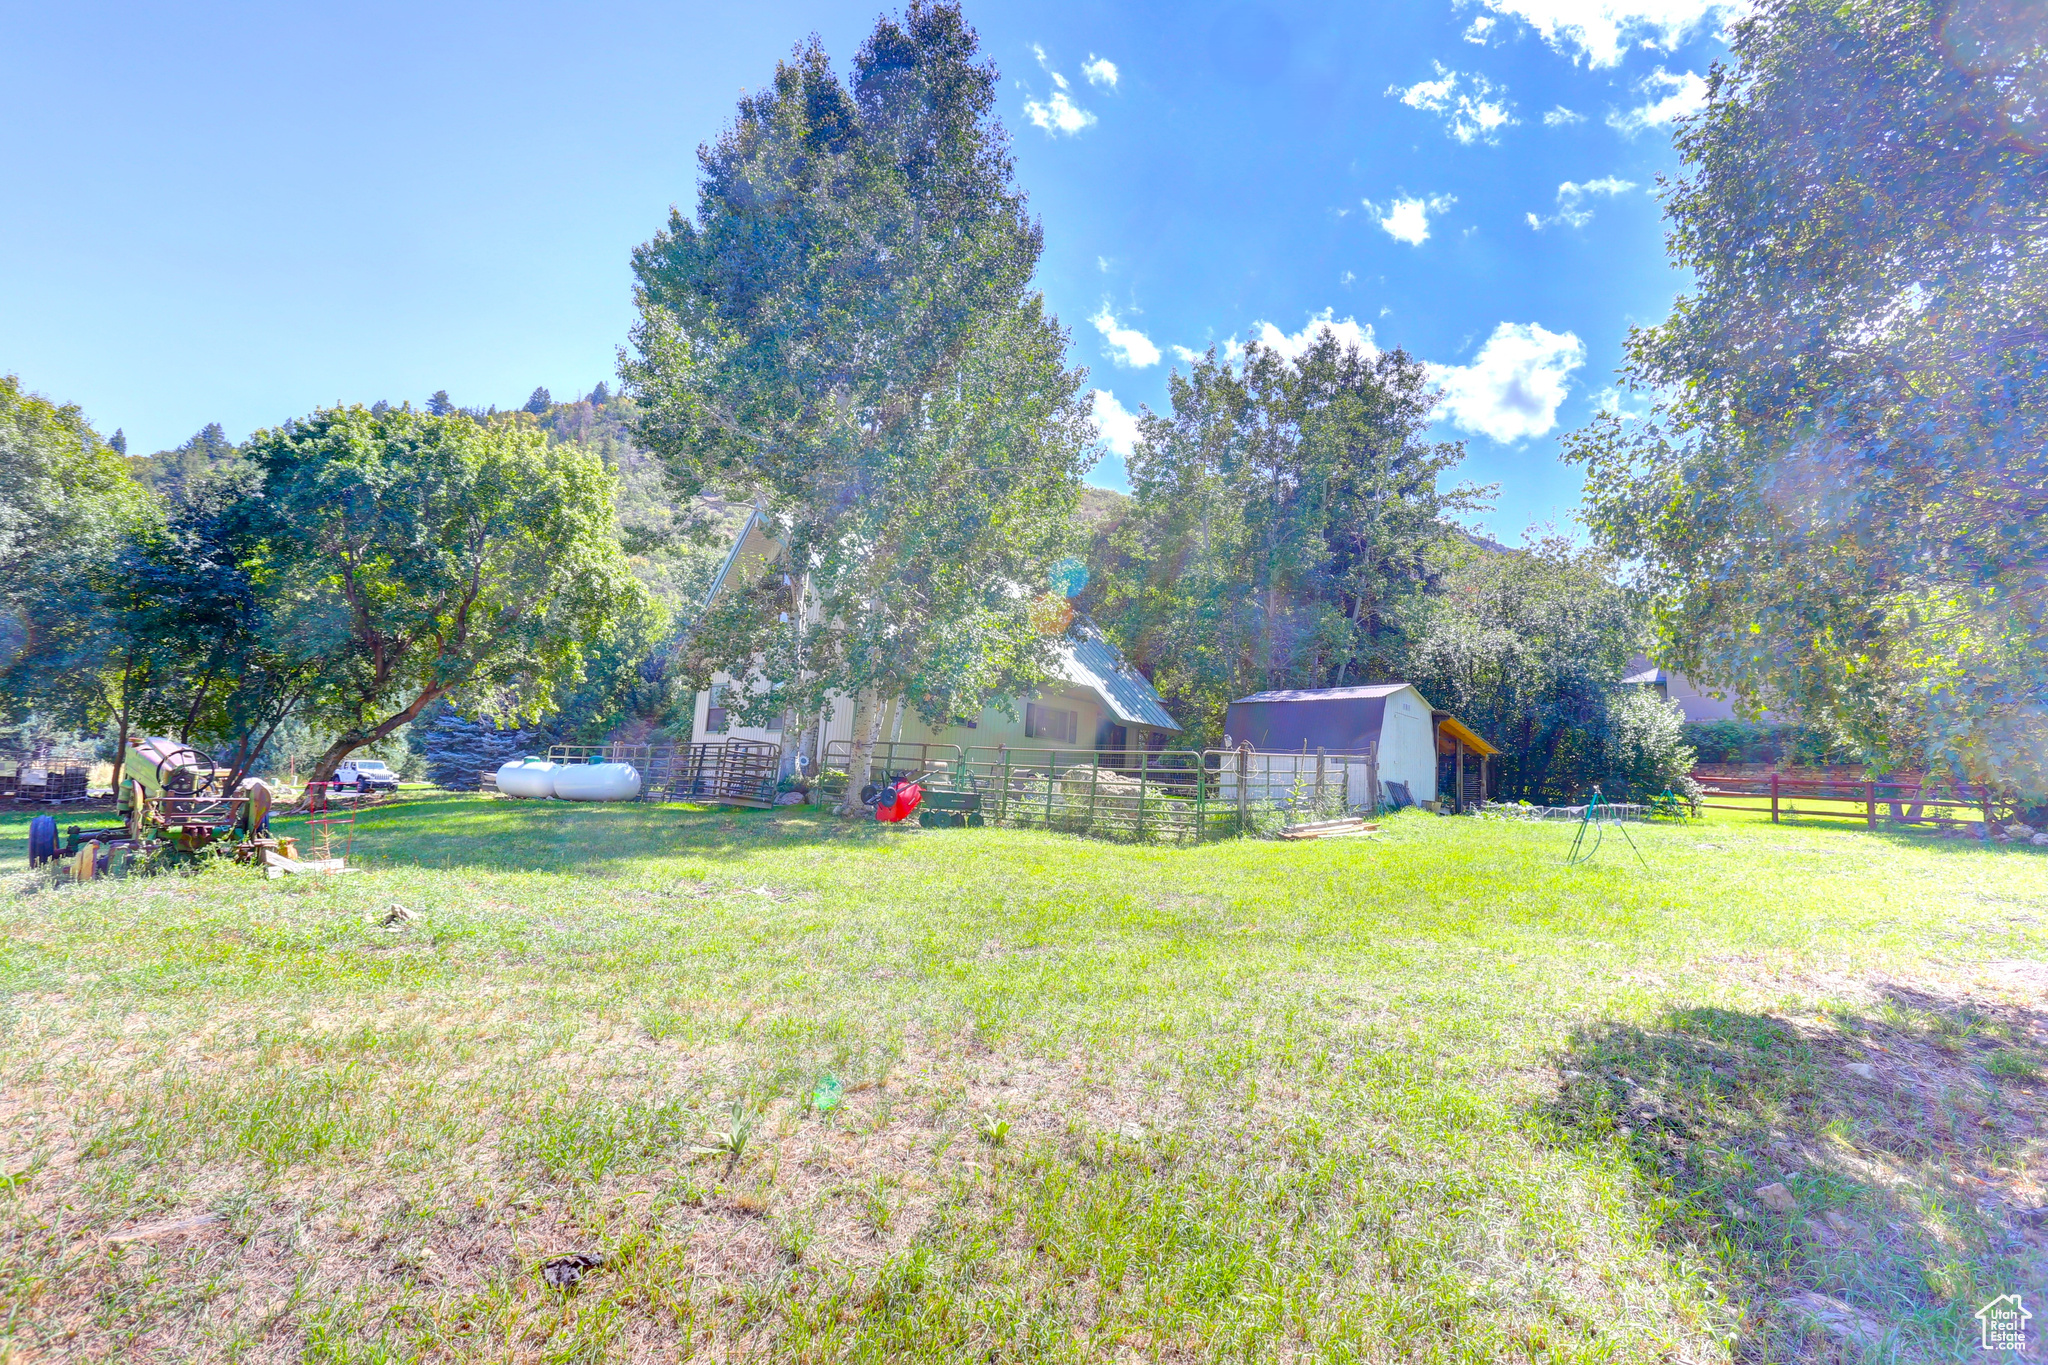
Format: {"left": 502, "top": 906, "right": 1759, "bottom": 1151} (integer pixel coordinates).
{"left": 1542, "top": 989, "right": 2048, "bottom": 1362}
{"left": 267, "top": 793, "right": 900, "bottom": 875}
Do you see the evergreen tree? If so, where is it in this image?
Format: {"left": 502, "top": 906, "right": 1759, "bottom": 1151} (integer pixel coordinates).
{"left": 524, "top": 386, "right": 552, "bottom": 414}
{"left": 412, "top": 700, "right": 550, "bottom": 789}
{"left": 109, "top": 428, "right": 127, "bottom": 455}
{"left": 132, "top": 422, "right": 243, "bottom": 503}
{"left": 587, "top": 381, "right": 609, "bottom": 406}
{"left": 427, "top": 390, "right": 455, "bottom": 416}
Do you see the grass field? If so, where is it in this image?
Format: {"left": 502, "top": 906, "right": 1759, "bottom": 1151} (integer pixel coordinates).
{"left": 1, "top": 797, "right": 2043, "bottom": 1363}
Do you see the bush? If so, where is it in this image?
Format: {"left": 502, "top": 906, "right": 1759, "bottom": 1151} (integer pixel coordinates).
{"left": 1606, "top": 689, "right": 1698, "bottom": 801}
{"left": 1682, "top": 719, "right": 1862, "bottom": 767}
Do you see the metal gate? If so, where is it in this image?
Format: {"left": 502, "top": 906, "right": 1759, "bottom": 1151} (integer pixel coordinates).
{"left": 546, "top": 742, "right": 782, "bottom": 808}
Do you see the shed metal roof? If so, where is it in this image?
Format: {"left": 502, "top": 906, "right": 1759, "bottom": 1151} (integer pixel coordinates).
{"left": 1231, "top": 683, "right": 1415, "bottom": 705}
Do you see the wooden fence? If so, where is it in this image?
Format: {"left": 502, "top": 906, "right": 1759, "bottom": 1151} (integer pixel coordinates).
{"left": 1689, "top": 771, "right": 1994, "bottom": 832}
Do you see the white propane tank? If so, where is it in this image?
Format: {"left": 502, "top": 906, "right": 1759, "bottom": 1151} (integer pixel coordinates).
{"left": 550, "top": 762, "right": 643, "bottom": 801}
{"left": 495, "top": 757, "right": 560, "bottom": 799}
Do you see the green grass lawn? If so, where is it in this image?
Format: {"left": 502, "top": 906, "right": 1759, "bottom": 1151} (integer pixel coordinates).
{"left": 1, "top": 798, "right": 2043, "bottom": 1363}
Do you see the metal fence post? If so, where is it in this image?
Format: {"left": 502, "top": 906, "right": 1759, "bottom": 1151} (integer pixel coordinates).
{"left": 1000, "top": 745, "right": 1010, "bottom": 826}
{"left": 1236, "top": 747, "right": 1249, "bottom": 833}
{"left": 1045, "top": 751, "right": 1056, "bottom": 828}
{"left": 1137, "top": 750, "right": 1148, "bottom": 841}
{"left": 1771, "top": 772, "right": 1780, "bottom": 824}
{"left": 1089, "top": 760, "right": 1100, "bottom": 837}
{"left": 1196, "top": 754, "right": 1208, "bottom": 842}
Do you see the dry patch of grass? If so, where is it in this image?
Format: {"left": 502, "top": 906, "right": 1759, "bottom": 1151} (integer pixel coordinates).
{"left": 1548, "top": 966, "right": 2048, "bottom": 1360}
{"left": 1, "top": 797, "right": 2044, "bottom": 1361}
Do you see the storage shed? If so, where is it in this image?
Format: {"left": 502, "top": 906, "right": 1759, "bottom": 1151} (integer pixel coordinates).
{"left": 1222, "top": 683, "right": 1499, "bottom": 810}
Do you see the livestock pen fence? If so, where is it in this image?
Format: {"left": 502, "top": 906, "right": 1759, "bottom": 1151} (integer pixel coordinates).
{"left": 543, "top": 742, "right": 782, "bottom": 808}
{"left": 819, "top": 742, "right": 1384, "bottom": 843}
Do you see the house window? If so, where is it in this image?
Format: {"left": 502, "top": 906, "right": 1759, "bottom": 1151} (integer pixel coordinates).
{"left": 705, "top": 686, "right": 728, "bottom": 735}
{"left": 1025, "top": 702, "right": 1077, "bottom": 744}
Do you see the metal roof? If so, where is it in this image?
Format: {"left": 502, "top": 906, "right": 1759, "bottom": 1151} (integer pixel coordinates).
{"left": 1055, "top": 625, "right": 1182, "bottom": 732}
{"left": 1232, "top": 683, "right": 1417, "bottom": 705}
{"left": 702, "top": 508, "right": 779, "bottom": 611}
{"left": 701, "top": 516, "right": 1180, "bottom": 733}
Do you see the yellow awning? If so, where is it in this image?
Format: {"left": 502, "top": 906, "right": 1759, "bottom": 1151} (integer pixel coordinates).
{"left": 1434, "top": 714, "right": 1499, "bottom": 756}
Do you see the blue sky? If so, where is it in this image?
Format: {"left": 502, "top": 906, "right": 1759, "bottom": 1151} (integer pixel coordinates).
{"left": 0, "top": 0, "right": 1734, "bottom": 536}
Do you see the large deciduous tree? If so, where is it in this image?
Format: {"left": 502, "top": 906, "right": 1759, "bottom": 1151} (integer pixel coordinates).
{"left": 245, "top": 406, "right": 649, "bottom": 785}
{"left": 1566, "top": 0, "right": 2048, "bottom": 788}
{"left": 1083, "top": 332, "right": 1482, "bottom": 742}
{"left": 0, "top": 374, "right": 163, "bottom": 761}
{"left": 623, "top": 2, "right": 1091, "bottom": 810}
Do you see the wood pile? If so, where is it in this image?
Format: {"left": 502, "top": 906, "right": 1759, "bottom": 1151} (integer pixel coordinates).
{"left": 1278, "top": 816, "right": 1380, "bottom": 841}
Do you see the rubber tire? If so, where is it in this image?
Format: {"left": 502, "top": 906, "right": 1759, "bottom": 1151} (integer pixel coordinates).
{"left": 28, "top": 814, "right": 58, "bottom": 868}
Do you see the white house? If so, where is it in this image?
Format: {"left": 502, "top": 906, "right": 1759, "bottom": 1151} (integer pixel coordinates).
{"left": 687, "top": 510, "right": 1181, "bottom": 771}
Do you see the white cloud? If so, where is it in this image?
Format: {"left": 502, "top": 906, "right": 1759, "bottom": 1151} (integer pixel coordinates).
{"left": 1340, "top": 269, "right": 1357, "bottom": 286}
{"left": 1464, "top": 14, "right": 1499, "bottom": 42}
{"left": 1593, "top": 386, "right": 1653, "bottom": 420}
{"left": 1091, "top": 305, "right": 1161, "bottom": 368}
{"left": 1543, "top": 104, "right": 1586, "bottom": 126}
{"left": 1250, "top": 310, "right": 1379, "bottom": 361}
{"left": 1024, "top": 89, "right": 1096, "bottom": 136}
{"left": 1607, "top": 66, "right": 1707, "bottom": 134}
{"left": 1526, "top": 175, "right": 1635, "bottom": 229}
{"left": 1091, "top": 389, "right": 1141, "bottom": 458}
{"left": 1474, "top": 0, "right": 1743, "bottom": 67}
{"left": 1388, "top": 63, "right": 1518, "bottom": 144}
{"left": 1428, "top": 322, "right": 1586, "bottom": 442}
{"left": 1369, "top": 193, "right": 1455, "bottom": 246}
{"left": 1082, "top": 54, "right": 1118, "bottom": 87}
{"left": 1096, "top": 255, "right": 1111, "bottom": 272}
{"left": 1025, "top": 45, "right": 1097, "bottom": 134}
{"left": 1170, "top": 338, "right": 1247, "bottom": 367}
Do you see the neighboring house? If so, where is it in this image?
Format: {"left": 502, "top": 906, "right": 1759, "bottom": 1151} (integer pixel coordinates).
{"left": 687, "top": 509, "right": 1182, "bottom": 770}
{"left": 1623, "top": 655, "right": 1777, "bottom": 724}
{"left": 1220, "top": 683, "right": 1499, "bottom": 809}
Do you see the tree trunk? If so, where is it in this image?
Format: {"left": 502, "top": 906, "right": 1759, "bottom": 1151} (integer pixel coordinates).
{"left": 305, "top": 685, "right": 446, "bottom": 789}
{"left": 834, "top": 693, "right": 888, "bottom": 817}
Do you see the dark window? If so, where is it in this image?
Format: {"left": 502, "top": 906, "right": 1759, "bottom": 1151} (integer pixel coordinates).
{"left": 1025, "top": 702, "right": 1078, "bottom": 744}
{"left": 1096, "top": 721, "right": 1128, "bottom": 754}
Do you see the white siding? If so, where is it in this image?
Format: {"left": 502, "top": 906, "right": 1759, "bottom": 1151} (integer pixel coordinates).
{"left": 1376, "top": 686, "right": 1438, "bottom": 805}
